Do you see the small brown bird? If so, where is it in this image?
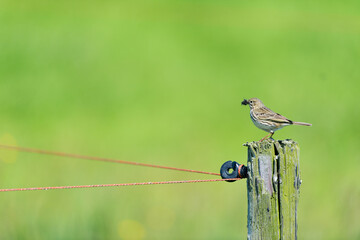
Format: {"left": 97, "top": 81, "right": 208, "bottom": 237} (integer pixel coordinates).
{"left": 242, "top": 98, "right": 312, "bottom": 142}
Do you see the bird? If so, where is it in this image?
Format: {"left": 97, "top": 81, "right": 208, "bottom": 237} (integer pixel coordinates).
{"left": 241, "top": 98, "right": 311, "bottom": 142}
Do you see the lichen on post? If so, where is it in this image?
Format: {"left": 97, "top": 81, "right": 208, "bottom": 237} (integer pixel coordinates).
{"left": 245, "top": 139, "right": 301, "bottom": 240}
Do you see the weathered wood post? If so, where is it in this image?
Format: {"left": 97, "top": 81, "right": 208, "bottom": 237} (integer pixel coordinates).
{"left": 245, "top": 139, "right": 301, "bottom": 240}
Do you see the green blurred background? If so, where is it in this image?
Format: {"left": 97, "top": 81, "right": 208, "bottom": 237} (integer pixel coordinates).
{"left": 1, "top": 0, "right": 360, "bottom": 239}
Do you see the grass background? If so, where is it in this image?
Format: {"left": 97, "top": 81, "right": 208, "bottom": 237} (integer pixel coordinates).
{"left": 1, "top": 0, "right": 360, "bottom": 239}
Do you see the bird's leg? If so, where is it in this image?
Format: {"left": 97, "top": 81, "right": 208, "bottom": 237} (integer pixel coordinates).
{"left": 259, "top": 131, "right": 274, "bottom": 142}
{"left": 269, "top": 131, "right": 274, "bottom": 139}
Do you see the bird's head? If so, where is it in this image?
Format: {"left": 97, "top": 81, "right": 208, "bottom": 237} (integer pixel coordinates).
{"left": 241, "top": 98, "right": 264, "bottom": 109}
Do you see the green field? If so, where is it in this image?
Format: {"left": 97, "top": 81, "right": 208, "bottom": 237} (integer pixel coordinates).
{"left": 1, "top": 0, "right": 360, "bottom": 239}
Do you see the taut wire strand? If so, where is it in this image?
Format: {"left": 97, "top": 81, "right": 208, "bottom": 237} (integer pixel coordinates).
{"left": 0, "top": 144, "right": 220, "bottom": 176}
{"left": 0, "top": 178, "right": 240, "bottom": 192}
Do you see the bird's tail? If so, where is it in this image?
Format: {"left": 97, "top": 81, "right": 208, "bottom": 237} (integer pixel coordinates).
{"left": 292, "top": 121, "right": 312, "bottom": 126}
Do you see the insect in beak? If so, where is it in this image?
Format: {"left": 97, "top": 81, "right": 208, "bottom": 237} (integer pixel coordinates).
{"left": 241, "top": 99, "right": 249, "bottom": 105}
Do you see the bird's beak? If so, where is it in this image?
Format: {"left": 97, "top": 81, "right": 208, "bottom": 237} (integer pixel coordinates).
{"left": 241, "top": 99, "right": 249, "bottom": 105}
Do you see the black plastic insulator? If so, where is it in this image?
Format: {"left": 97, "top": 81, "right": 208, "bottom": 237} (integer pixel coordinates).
{"left": 220, "top": 161, "right": 247, "bottom": 182}
{"left": 239, "top": 164, "right": 248, "bottom": 179}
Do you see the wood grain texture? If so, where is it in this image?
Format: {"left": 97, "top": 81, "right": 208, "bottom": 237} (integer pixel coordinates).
{"left": 245, "top": 139, "right": 301, "bottom": 240}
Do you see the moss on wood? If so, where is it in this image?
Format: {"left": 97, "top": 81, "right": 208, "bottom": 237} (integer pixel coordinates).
{"left": 245, "top": 139, "right": 300, "bottom": 240}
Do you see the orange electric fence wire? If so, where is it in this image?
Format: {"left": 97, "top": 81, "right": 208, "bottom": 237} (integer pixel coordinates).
{"left": 0, "top": 144, "right": 238, "bottom": 192}
{"left": 0, "top": 144, "right": 220, "bottom": 176}
{"left": 0, "top": 178, "right": 240, "bottom": 192}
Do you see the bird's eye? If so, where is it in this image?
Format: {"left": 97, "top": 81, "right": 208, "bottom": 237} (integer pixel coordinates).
{"left": 249, "top": 101, "right": 253, "bottom": 104}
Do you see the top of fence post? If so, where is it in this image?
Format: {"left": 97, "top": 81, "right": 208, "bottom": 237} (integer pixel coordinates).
{"left": 245, "top": 139, "right": 301, "bottom": 240}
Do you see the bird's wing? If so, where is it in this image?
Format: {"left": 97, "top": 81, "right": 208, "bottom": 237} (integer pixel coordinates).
{"left": 255, "top": 107, "right": 293, "bottom": 124}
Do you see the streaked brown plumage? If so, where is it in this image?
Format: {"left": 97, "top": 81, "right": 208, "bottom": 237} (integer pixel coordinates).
{"left": 242, "top": 98, "right": 312, "bottom": 141}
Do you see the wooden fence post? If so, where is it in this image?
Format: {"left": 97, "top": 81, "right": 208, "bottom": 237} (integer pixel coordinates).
{"left": 245, "top": 139, "right": 301, "bottom": 240}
